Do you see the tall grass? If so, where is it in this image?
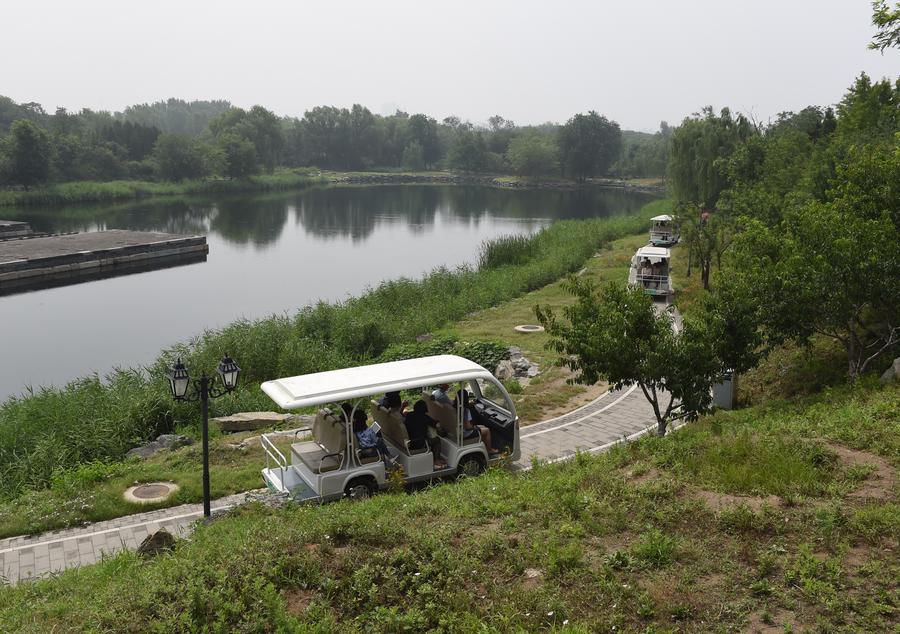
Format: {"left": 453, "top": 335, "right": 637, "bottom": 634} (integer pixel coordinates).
{"left": 0, "top": 172, "right": 323, "bottom": 207}
{"left": 0, "top": 200, "right": 670, "bottom": 499}
{"left": 477, "top": 233, "right": 538, "bottom": 268}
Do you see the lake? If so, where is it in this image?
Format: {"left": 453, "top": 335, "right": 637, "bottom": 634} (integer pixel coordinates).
{"left": 0, "top": 184, "right": 657, "bottom": 401}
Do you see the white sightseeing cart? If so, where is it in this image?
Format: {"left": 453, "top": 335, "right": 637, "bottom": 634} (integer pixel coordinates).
{"left": 629, "top": 245, "right": 673, "bottom": 302}
{"left": 649, "top": 214, "right": 680, "bottom": 247}
{"left": 259, "top": 355, "right": 519, "bottom": 501}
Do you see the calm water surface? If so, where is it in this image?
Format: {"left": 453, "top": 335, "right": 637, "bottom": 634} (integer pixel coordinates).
{"left": 0, "top": 185, "right": 656, "bottom": 400}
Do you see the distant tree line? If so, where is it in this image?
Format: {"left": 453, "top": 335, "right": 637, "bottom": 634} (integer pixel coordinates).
{"left": 0, "top": 95, "right": 668, "bottom": 188}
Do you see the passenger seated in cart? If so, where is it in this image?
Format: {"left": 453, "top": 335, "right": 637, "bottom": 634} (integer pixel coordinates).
{"left": 404, "top": 400, "right": 447, "bottom": 469}
{"left": 458, "top": 389, "right": 500, "bottom": 455}
{"left": 379, "top": 391, "right": 408, "bottom": 414}
{"left": 352, "top": 409, "right": 396, "bottom": 468}
{"left": 640, "top": 259, "right": 653, "bottom": 287}
{"left": 431, "top": 383, "right": 452, "bottom": 406}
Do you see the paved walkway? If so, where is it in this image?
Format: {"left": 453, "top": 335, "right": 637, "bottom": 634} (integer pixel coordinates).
{"left": 1, "top": 384, "right": 660, "bottom": 586}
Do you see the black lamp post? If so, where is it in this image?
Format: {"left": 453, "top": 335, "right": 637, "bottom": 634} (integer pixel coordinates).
{"left": 166, "top": 354, "right": 241, "bottom": 517}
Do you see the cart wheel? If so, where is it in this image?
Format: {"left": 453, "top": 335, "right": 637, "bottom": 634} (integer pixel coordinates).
{"left": 457, "top": 454, "right": 485, "bottom": 479}
{"left": 344, "top": 477, "right": 376, "bottom": 500}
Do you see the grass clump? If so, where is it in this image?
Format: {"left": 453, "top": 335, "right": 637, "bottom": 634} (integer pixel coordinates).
{"left": 478, "top": 233, "right": 538, "bottom": 269}
{"left": 631, "top": 527, "right": 678, "bottom": 568}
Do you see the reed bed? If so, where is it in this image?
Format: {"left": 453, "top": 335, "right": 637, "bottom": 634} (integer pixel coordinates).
{"left": 0, "top": 172, "right": 322, "bottom": 207}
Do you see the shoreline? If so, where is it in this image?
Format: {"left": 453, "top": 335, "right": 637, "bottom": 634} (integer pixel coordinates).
{"left": 324, "top": 171, "right": 666, "bottom": 194}
{"left": 0, "top": 171, "right": 665, "bottom": 209}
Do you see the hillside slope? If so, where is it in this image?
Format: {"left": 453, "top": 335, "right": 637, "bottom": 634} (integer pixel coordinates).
{"left": 1, "top": 382, "right": 897, "bottom": 632}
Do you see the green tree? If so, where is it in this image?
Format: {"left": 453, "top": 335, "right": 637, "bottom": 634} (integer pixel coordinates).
{"left": 870, "top": 0, "right": 900, "bottom": 51}
{"left": 8, "top": 119, "right": 51, "bottom": 189}
{"left": 536, "top": 279, "right": 722, "bottom": 436}
{"left": 835, "top": 73, "right": 900, "bottom": 142}
{"left": 406, "top": 114, "right": 441, "bottom": 168}
{"left": 557, "top": 111, "right": 622, "bottom": 180}
{"left": 218, "top": 132, "right": 258, "bottom": 178}
{"left": 402, "top": 140, "right": 425, "bottom": 170}
{"left": 152, "top": 133, "right": 209, "bottom": 181}
{"left": 728, "top": 202, "right": 900, "bottom": 380}
{"left": 448, "top": 129, "right": 488, "bottom": 172}
{"left": 208, "top": 106, "right": 284, "bottom": 172}
{"left": 680, "top": 207, "right": 735, "bottom": 290}
{"left": 668, "top": 107, "right": 755, "bottom": 209}
{"left": 505, "top": 133, "right": 558, "bottom": 179}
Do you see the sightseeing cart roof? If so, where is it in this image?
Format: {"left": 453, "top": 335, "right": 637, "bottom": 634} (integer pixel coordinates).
{"left": 650, "top": 214, "right": 674, "bottom": 222}
{"left": 261, "top": 355, "right": 493, "bottom": 410}
{"left": 635, "top": 246, "right": 670, "bottom": 259}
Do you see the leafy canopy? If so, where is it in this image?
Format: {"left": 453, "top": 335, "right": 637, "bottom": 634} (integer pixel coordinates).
{"left": 536, "top": 279, "right": 723, "bottom": 435}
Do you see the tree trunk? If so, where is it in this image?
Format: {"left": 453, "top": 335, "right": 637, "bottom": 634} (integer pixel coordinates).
{"left": 701, "top": 262, "right": 711, "bottom": 290}
{"left": 639, "top": 382, "right": 666, "bottom": 436}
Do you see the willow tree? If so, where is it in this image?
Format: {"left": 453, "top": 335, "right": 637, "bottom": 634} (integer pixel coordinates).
{"left": 667, "top": 107, "right": 755, "bottom": 209}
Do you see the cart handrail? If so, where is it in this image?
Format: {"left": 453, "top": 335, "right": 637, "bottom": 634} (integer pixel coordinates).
{"left": 261, "top": 433, "right": 287, "bottom": 473}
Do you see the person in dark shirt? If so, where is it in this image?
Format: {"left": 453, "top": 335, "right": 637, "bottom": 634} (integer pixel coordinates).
{"left": 404, "top": 399, "right": 446, "bottom": 469}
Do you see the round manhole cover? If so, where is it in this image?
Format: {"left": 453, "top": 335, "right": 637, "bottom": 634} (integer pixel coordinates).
{"left": 124, "top": 482, "right": 179, "bottom": 504}
{"left": 132, "top": 484, "right": 170, "bottom": 499}
{"left": 514, "top": 324, "right": 545, "bottom": 333}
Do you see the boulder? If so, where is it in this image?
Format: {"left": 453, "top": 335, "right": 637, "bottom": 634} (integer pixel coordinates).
{"left": 126, "top": 434, "right": 193, "bottom": 460}
{"left": 137, "top": 529, "right": 176, "bottom": 558}
{"left": 879, "top": 357, "right": 900, "bottom": 384}
{"left": 212, "top": 411, "right": 302, "bottom": 432}
{"left": 508, "top": 346, "right": 523, "bottom": 360}
{"left": 495, "top": 360, "right": 515, "bottom": 381}
{"left": 416, "top": 333, "right": 434, "bottom": 343}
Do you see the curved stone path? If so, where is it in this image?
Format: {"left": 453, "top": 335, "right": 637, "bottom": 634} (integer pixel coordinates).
{"left": 0, "top": 384, "right": 661, "bottom": 585}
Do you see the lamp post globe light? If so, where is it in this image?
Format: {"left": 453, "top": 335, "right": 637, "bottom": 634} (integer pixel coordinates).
{"left": 166, "top": 354, "right": 241, "bottom": 517}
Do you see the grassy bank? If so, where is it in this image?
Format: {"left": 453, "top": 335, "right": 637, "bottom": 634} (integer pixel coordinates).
{"left": 0, "top": 200, "right": 669, "bottom": 507}
{"left": 0, "top": 171, "right": 324, "bottom": 207}
{"left": 1, "top": 381, "right": 895, "bottom": 632}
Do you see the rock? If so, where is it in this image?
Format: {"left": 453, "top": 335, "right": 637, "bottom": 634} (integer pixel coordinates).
{"left": 495, "top": 360, "right": 515, "bottom": 381}
{"left": 526, "top": 365, "right": 540, "bottom": 378}
{"left": 212, "top": 411, "right": 300, "bottom": 432}
{"left": 879, "top": 357, "right": 900, "bottom": 384}
{"left": 508, "top": 346, "right": 523, "bottom": 360}
{"left": 416, "top": 333, "right": 434, "bottom": 343}
{"left": 126, "top": 434, "right": 194, "bottom": 460}
{"left": 137, "top": 529, "right": 176, "bottom": 557}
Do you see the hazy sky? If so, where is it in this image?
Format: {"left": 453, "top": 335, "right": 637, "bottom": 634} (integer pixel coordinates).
{"left": 1, "top": 0, "right": 896, "bottom": 131}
